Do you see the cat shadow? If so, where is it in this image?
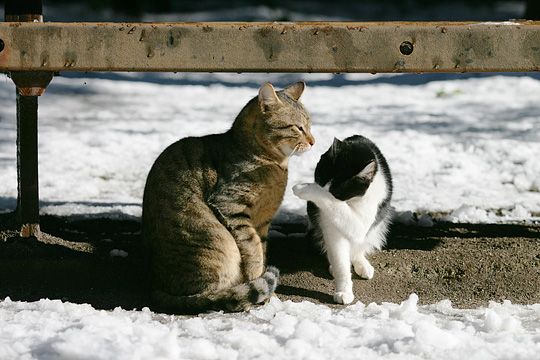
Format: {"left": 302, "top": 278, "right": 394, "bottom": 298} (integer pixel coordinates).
{"left": 266, "top": 222, "right": 445, "bottom": 303}
{"left": 267, "top": 232, "right": 325, "bottom": 275}
{"left": 276, "top": 285, "right": 334, "bottom": 304}
{"left": 268, "top": 222, "right": 444, "bottom": 277}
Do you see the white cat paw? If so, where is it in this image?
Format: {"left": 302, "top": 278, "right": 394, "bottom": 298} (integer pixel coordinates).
{"left": 292, "top": 183, "right": 321, "bottom": 201}
{"left": 333, "top": 291, "right": 354, "bottom": 305}
{"left": 354, "top": 262, "right": 374, "bottom": 280}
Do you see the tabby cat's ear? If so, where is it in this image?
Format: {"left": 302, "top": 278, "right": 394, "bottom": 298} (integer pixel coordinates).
{"left": 283, "top": 81, "right": 305, "bottom": 101}
{"left": 358, "top": 161, "right": 377, "bottom": 181}
{"left": 258, "top": 83, "right": 282, "bottom": 112}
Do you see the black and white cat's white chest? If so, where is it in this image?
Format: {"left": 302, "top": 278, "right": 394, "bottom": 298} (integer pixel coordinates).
{"left": 308, "top": 135, "right": 392, "bottom": 240}
{"left": 341, "top": 167, "right": 389, "bottom": 233}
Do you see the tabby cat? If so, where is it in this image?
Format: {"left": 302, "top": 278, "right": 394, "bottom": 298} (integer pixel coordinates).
{"left": 293, "top": 135, "right": 392, "bottom": 304}
{"left": 143, "top": 82, "right": 314, "bottom": 313}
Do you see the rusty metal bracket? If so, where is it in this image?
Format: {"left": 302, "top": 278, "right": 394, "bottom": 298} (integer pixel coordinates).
{"left": 4, "top": 15, "right": 43, "bottom": 22}
{"left": 10, "top": 71, "right": 53, "bottom": 96}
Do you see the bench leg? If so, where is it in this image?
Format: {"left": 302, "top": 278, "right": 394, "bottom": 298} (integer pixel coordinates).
{"left": 16, "top": 93, "right": 40, "bottom": 238}
{"left": 6, "top": 0, "right": 46, "bottom": 238}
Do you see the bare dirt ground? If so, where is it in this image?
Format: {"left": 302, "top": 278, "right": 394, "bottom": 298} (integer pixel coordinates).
{"left": 0, "top": 212, "right": 539, "bottom": 310}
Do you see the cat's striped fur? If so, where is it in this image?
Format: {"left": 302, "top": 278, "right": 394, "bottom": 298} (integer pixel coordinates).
{"left": 143, "top": 82, "right": 314, "bottom": 313}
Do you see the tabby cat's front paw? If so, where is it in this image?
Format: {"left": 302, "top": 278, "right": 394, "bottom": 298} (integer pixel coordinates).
{"left": 333, "top": 291, "right": 354, "bottom": 305}
{"left": 292, "top": 183, "right": 323, "bottom": 201}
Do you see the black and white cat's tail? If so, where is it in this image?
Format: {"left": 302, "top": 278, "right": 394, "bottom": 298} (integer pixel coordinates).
{"left": 152, "top": 267, "right": 279, "bottom": 314}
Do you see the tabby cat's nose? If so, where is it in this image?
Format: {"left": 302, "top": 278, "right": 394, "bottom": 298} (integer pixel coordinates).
{"left": 308, "top": 136, "right": 315, "bottom": 146}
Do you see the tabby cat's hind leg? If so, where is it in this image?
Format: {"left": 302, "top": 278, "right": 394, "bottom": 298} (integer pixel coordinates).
{"left": 211, "top": 265, "right": 280, "bottom": 312}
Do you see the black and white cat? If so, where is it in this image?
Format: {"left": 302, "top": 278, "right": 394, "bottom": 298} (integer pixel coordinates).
{"left": 293, "top": 135, "right": 393, "bottom": 304}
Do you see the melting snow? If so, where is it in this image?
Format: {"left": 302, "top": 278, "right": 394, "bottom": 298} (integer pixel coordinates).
{"left": 1, "top": 294, "right": 539, "bottom": 360}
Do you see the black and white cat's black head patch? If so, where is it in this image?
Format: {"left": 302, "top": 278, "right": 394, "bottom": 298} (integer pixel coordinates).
{"left": 314, "top": 136, "right": 380, "bottom": 201}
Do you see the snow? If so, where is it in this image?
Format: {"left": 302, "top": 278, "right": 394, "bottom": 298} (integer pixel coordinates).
{"left": 1, "top": 294, "right": 539, "bottom": 360}
{"left": 1, "top": 72, "right": 539, "bottom": 223}
{"left": 1, "top": 70, "right": 539, "bottom": 359}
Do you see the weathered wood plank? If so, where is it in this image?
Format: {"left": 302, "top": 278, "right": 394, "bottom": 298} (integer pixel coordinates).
{"left": 0, "top": 21, "right": 539, "bottom": 73}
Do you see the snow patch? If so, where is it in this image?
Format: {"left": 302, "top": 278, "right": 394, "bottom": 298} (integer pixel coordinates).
{"left": 446, "top": 205, "right": 492, "bottom": 223}
{"left": 1, "top": 74, "right": 539, "bottom": 224}
{"left": 1, "top": 295, "right": 540, "bottom": 360}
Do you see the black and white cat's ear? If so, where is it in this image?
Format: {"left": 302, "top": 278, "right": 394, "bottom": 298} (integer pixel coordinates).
{"left": 358, "top": 161, "right": 377, "bottom": 181}
{"left": 330, "top": 137, "right": 342, "bottom": 157}
{"left": 283, "top": 81, "right": 305, "bottom": 101}
{"left": 259, "top": 83, "right": 282, "bottom": 112}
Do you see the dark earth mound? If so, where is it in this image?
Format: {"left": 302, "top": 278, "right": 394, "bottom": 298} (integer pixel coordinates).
{"left": 1, "top": 212, "right": 538, "bottom": 310}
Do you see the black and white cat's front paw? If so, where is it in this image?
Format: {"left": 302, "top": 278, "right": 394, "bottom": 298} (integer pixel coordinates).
{"left": 292, "top": 183, "right": 324, "bottom": 202}
{"left": 333, "top": 290, "right": 354, "bottom": 305}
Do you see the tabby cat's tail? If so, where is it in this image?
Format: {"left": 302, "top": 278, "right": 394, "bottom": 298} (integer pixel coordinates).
{"left": 153, "top": 266, "right": 280, "bottom": 314}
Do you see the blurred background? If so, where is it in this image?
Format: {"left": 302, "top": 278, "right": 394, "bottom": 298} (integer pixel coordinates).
{"left": 0, "top": 0, "right": 538, "bottom": 21}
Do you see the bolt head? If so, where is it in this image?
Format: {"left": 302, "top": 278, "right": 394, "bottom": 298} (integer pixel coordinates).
{"left": 400, "top": 41, "right": 414, "bottom": 55}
